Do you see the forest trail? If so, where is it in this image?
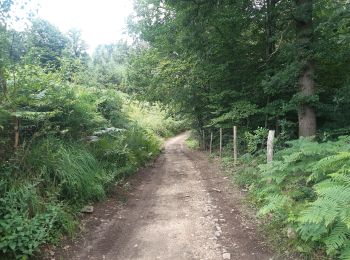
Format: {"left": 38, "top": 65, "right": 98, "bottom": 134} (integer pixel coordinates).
{"left": 51, "top": 133, "right": 273, "bottom": 260}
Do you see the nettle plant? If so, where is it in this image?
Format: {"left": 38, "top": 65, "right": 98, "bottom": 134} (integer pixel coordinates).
{"left": 256, "top": 137, "right": 350, "bottom": 258}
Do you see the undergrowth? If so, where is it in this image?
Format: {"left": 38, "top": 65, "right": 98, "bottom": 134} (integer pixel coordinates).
{"left": 185, "top": 131, "right": 200, "bottom": 150}
{"left": 123, "top": 101, "right": 187, "bottom": 138}
{"left": 225, "top": 136, "right": 350, "bottom": 259}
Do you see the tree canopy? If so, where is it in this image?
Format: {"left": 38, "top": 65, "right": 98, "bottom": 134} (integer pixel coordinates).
{"left": 127, "top": 0, "right": 350, "bottom": 138}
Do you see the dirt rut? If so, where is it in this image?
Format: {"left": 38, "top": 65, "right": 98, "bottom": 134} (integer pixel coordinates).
{"left": 51, "top": 133, "right": 273, "bottom": 260}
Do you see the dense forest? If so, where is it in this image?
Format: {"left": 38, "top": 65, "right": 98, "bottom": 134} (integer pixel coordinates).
{"left": 128, "top": 0, "right": 350, "bottom": 138}
{"left": 0, "top": 0, "right": 350, "bottom": 259}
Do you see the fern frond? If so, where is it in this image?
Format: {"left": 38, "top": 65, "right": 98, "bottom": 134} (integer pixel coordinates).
{"left": 311, "top": 152, "right": 350, "bottom": 179}
{"left": 258, "top": 194, "right": 289, "bottom": 216}
{"left": 297, "top": 222, "right": 328, "bottom": 241}
{"left": 340, "top": 241, "right": 350, "bottom": 260}
{"left": 324, "top": 223, "right": 350, "bottom": 255}
{"left": 282, "top": 152, "right": 303, "bottom": 163}
{"left": 299, "top": 199, "right": 337, "bottom": 226}
{"left": 316, "top": 185, "right": 350, "bottom": 207}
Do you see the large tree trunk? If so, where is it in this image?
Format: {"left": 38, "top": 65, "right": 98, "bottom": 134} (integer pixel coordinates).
{"left": 265, "top": 0, "right": 277, "bottom": 130}
{"left": 295, "top": 0, "right": 316, "bottom": 137}
{"left": 297, "top": 62, "right": 316, "bottom": 137}
{"left": 266, "top": 0, "right": 278, "bottom": 57}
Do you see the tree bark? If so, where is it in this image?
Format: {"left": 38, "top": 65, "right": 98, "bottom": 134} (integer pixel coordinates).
{"left": 266, "top": 0, "right": 278, "bottom": 57}
{"left": 295, "top": 0, "right": 316, "bottom": 137}
{"left": 297, "top": 63, "right": 316, "bottom": 137}
{"left": 265, "top": 0, "right": 277, "bottom": 129}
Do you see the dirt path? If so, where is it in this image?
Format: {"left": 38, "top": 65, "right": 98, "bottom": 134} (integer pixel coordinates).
{"left": 50, "top": 133, "right": 274, "bottom": 260}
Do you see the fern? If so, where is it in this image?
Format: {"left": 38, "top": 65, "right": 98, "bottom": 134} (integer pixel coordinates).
{"left": 297, "top": 222, "right": 327, "bottom": 241}
{"left": 340, "top": 241, "right": 350, "bottom": 260}
{"left": 249, "top": 137, "right": 350, "bottom": 258}
{"left": 297, "top": 149, "right": 350, "bottom": 258}
{"left": 258, "top": 194, "right": 289, "bottom": 216}
{"left": 324, "top": 223, "right": 350, "bottom": 255}
{"left": 309, "top": 152, "right": 350, "bottom": 183}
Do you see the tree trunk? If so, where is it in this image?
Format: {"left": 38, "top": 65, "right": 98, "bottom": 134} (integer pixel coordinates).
{"left": 295, "top": 0, "right": 316, "bottom": 137}
{"left": 265, "top": 0, "right": 277, "bottom": 129}
{"left": 297, "top": 63, "right": 316, "bottom": 137}
{"left": 266, "top": 0, "right": 278, "bottom": 57}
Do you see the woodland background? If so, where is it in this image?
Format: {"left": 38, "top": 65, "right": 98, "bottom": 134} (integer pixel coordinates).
{"left": 1, "top": 0, "right": 350, "bottom": 259}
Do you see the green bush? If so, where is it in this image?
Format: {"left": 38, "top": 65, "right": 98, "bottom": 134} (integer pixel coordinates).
{"left": 89, "top": 134, "right": 129, "bottom": 171}
{"left": 244, "top": 127, "right": 268, "bottom": 154}
{"left": 123, "top": 101, "right": 186, "bottom": 138}
{"left": 124, "top": 124, "right": 161, "bottom": 166}
{"left": 0, "top": 183, "right": 75, "bottom": 259}
{"left": 234, "top": 136, "right": 350, "bottom": 259}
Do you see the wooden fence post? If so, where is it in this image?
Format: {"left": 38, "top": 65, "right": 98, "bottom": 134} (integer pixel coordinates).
{"left": 267, "top": 130, "right": 275, "bottom": 162}
{"left": 14, "top": 117, "right": 19, "bottom": 149}
{"left": 202, "top": 129, "right": 205, "bottom": 150}
{"left": 219, "top": 128, "right": 222, "bottom": 157}
{"left": 210, "top": 132, "right": 213, "bottom": 154}
{"left": 233, "top": 126, "right": 237, "bottom": 165}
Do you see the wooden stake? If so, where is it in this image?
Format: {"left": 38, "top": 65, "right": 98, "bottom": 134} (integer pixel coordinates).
{"left": 210, "top": 132, "right": 213, "bottom": 154}
{"left": 14, "top": 117, "right": 19, "bottom": 149}
{"left": 233, "top": 126, "right": 237, "bottom": 165}
{"left": 219, "top": 128, "right": 222, "bottom": 157}
{"left": 267, "top": 130, "right": 275, "bottom": 162}
{"left": 202, "top": 130, "right": 205, "bottom": 150}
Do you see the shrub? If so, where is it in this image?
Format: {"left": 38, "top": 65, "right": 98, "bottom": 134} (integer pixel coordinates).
{"left": 0, "top": 184, "right": 75, "bottom": 259}
{"left": 238, "top": 136, "right": 350, "bottom": 258}
{"left": 123, "top": 101, "right": 186, "bottom": 138}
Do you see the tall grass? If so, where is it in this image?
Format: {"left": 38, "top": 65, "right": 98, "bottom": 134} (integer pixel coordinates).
{"left": 123, "top": 101, "right": 187, "bottom": 138}
{"left": 55, "top": 146, "right": 109, "bottom": 203}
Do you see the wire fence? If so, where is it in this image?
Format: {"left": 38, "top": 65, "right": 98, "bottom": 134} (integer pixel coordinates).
{"left": 199, "top": 127, "right": 275, "bottom": 163}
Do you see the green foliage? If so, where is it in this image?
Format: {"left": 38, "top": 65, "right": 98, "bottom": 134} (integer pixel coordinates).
{"left": 128, "top": 0, "right": 350, "bottom": 139}
{"left": 90, "top": 41, "right": 130, "bottom": 89}
{"left": 0, "top": 182, "right": 75, "bottom": 258}
{"left": 244, "top": 127, "right": 269, "bottom": 154}
{"left": 232, "top": 137, "right": 350, "bottom": 258}
{"left": 210, "top": 101, "right": 258, "bottom": 127}
{"left": 2, "top": 0, "right": 349, "bottom": 258}
{"left": 26, "top": 19, "right": 69, "bottom": 68}
{"left": 185, "top": 132, "right": 199, "bottom": 150}
{"left": 53, "top": 145, "right": 109, "bottom": 202}
{"left": 123, "top": 101, "right": 186, "bottom": 138}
